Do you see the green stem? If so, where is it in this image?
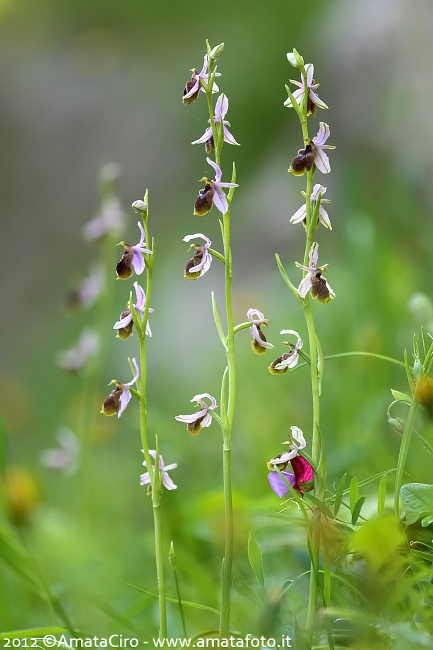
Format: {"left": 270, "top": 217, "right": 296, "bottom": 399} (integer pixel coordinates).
{"left": 394, "top": 402, "right": 418, "bottom": 520}
{"left": 219, "top": 204, "right": 235, "bottom": 640}
{"left": 137, "top": 206, "right": 167, "bottom": 640}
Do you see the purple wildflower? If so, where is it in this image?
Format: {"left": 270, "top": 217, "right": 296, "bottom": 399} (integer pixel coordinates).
{"left": 116, "top": 222, "right": 152, "bottom": 280}
{"left": 101, "top": 358, "right": 139, "bottom": 418}
{"left": 57, "top": 328, "right": 99, "bottom": 372}
{"left": 247, "top": 308, "right": 274, "bottom": 355}
{"left": 284, "top": 63, "right": 328, "bottom": 116}
{"left": 194, "top": 158, "right": 238, "bottom": 216}
{"left": 268, "top": 330, "right": 303, "bottom": 375}
{"left": 182, "top": 55, "right": 220, "bottom": 105}
{"left": 295, "top": 242, "right": 335, "bottom": 304}
{"left": 40, "top": 428, "right": 79, "bottom": 475}
{"left": 290, "top": 184, "right": 332, "bottom": 230}
{"left": 113, "top": 282, "right": 153, "bottom": 339}
{"left": 140, "top": 450, "right": 178, "bottom": 491}
{"left": 312, "top": 122, "right": 334, "bottom": 174}
{"left": 191, "top": 94, "right": 240, "bottom": 154}
{"left": 183, "top": 233, "right": 213, "bottom": 280}
{"left": 175, "top": 393, "right": 218, "bottom": 435}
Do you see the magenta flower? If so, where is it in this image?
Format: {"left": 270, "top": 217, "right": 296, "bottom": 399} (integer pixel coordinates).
{"left": 175, "top": 393, "right": 218, "bottom": 435}
{"left": 290, "top": 184, "right": 332, "bottom": 230}
{"left": 267, "top": 427, "right": 313, "bottom": 496}
{"left": 268, "top": 329, "right": 303, "bottom": 375}
{"left": 182, "top": 55, "right": 220, "bottom": 105}
{"left": 295, "top": 242, "right": 335, "bottom": 304}
{"left": 284, "top": 63, "right": 328, "bottom": 116}
{"left": 116, "top": 222, "right": 152, "bottom": 280}
{"left": 101, "top": 358, "right": 139, "bottom": 418}
{"left": 247, "top": 308, "right": 274, "bottom": 355}
{"left": 140, "top": 450, "right": 178, "bottom": 491}
{"left": 183, "top": 233, "right": 213, "bottom": 279}
{"left": 312, "top": 122, "right": 334, "bottom": 174}
{"left": 191, "top": 94, "right": 240, "bottom": 153}
{"left": 194, "top": 158, "right": 238, "bottom": 216}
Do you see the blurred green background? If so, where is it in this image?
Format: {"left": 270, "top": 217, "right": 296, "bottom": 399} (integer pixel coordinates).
{"left": 1, "top": 0, "right": 433, "bottom": 641}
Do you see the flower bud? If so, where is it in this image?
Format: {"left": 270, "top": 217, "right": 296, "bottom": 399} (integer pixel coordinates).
{"left": 286, "top": 52, "right": 298, "bottom": 67}
{"left": 388, "top": 417, "right": 404, "bottom": 434}
{"left": 209, "top": 42, "right": 224, "bottom": 62}
{"left": 194, "top": 182, "right": 214, "bottom": 216}
{"left": 415, "top": 376, "right": 433, "bottom": 413}
{"left": 132, "top": 200, "right": 147, "bottom": 212}
{"left": 413, "top": 359, "right": 423, "bottom": 382}
{"left": 293, "top": 49, "right": 304, "bottom": 69}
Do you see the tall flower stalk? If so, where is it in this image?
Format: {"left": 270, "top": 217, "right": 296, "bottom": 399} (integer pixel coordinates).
{"left": 276, "top": 49, "right": 335, "bottom": 648}
{"left": 179, "top": 41, "right": 238, "bottom": 639}
{"left": 101, "top": 194, "right": 172, "bottom": 640}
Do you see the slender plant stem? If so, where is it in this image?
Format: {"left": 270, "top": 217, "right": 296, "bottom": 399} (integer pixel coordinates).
{"left": 219, "top": 204, "right": 236, "bottom": 639}
{"left": 394, "top": 402, "right": 418, "bottom": 520}
{"left": 137, "top": 205, "right": 167, "bottom": 640}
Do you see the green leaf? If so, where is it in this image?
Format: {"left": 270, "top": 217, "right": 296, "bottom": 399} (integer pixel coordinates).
{"left": 304, "top": 493, "right": 334, "bottom": 519}
{"left": 293, "top": 614, "right": 309, "bottom": 650}
{"left": 211, "top": 292, "right": 227, "bottom": 350}
{"left": 0, "top": 628, "right": 69, "bottom": 640}
{"left": 349, "top": 477, "right": 359, "bottom": 512}
{"left": 275, "top": 254, "right": 301, "bottom": 301}
{"left": 247, "top": 532, "right": 265, "bottom": 590}
{"left": 333, "top": 473, "right": 347, "bottom": 517}
{"left": 0, "top": 527, "right": 44, "bottom": 592}
{"left": 232, "top": 574, "right": 262, "bottom": 607}
{"left": 390, "top": 389, "right": 413, "bottom": 404}
{"left": 280, "top": 579, "right": 293, "bottom": 595}
{"left": 400, "top": 483, "right": 433, "bottom": 525}
{"left": 421, "top": 515, "right": 433, "bottom": 527}
{"left": 378, "top": 474, "right": 387, "bottom": 519}
{"left": 122, "top": 582, "right": 221, "bottom": 616}
{"left": 351, "top": 496, "right": 366, "bottom": 526}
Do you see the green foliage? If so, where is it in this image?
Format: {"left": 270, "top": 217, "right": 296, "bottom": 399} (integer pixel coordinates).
{"left": 401, "top": 483, "right": 433, "bottom": 526}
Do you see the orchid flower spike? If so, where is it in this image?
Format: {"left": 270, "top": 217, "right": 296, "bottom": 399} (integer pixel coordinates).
{"left": 183, "top": 233, "right": 212, "bottom": 280}
{"left": 182, "top": 54, "right": 220, "bottom": 105}
{"left": 100, "top": 358, "right": 139, "bottom": 418}
{"left": 140, "top": 450, "right": 178, "bottom": 491}
{"left": 295, "top": 242, "right": 335, "bottom": 304}
{"left": 194, "top": 158, "right": 238, "bottom": 216}
{"left": 192, "top": 94, "right": 240, "bottom": 154}
{"left": 247, "top": 309, "right": 274, "bottom": 355}
{"left": 268, "top": 330, "right": 303, "bottom": 375}
{"left": 116, "top": 222, "right": 152, "bottom": 280}
{"left": 284, "top": 63, "right": 328, "bottom": 116}
{"left": 267, "top": 427, "right": 313, "bottom": 496}
{"left": 289, "top": 122, "right": 334, "bottom": 176}
{"left": 290, "top": 184, "right": 332, "bottom": 230}
{"left": 67, "top": 263, "right": 104, "bottom": 309}
{"left": 113, "top": 282, "right": 153, "bottom": 339}
{"left": 175, "top": 393, "right": 218, "bottom": 435}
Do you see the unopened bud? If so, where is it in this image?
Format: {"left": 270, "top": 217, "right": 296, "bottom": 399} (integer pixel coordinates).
{"left": 413, "top": 359, "right": 423, "bottom": 381}
{"left": 169, "top": 541, "right": 177, "bottom": 569}
{"left": 388, "top": 417, "right": 404, "bottom": 434}
{"left": 286, "top": 52, "right": 298, "bottom": 67}
{"left": 209, "top": 42, "right": 224, "bottom": 62}
{"left": 293, "top": 48, "right": 304, "bottom": 69}
{"left": 132, "top": 200, "right": 147, "bottom": 212}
